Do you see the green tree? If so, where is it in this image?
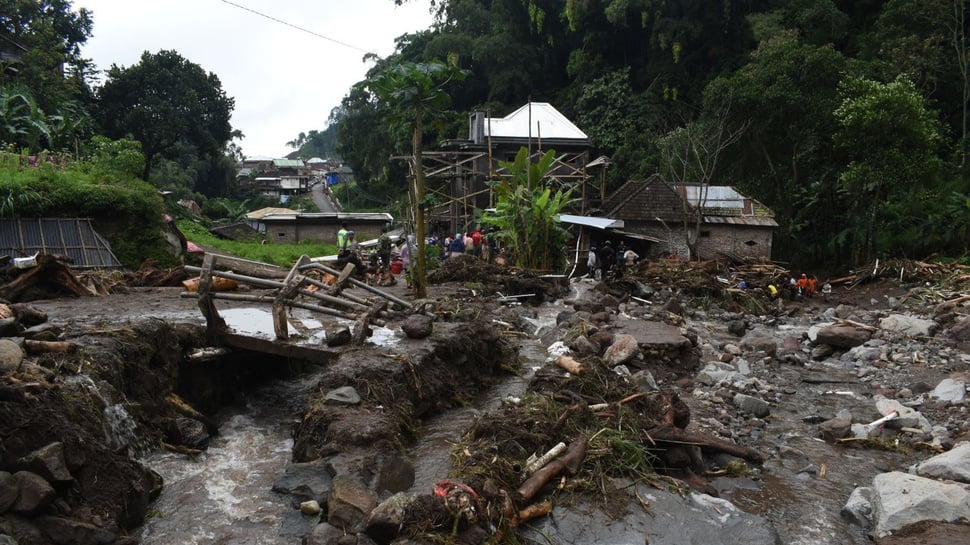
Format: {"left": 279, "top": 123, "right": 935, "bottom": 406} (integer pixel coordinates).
{"left": 0, "top": 0, "right": 94, "bottom": 112}
{"left": 95, "top": 50, "right": 235, "bottom": 181}
{"left": 0, "top": 84, "right": 51, "bottom": 149}
{"left": 833, "top": 75, "right": 943, "bottom": 263}
{"left": 483, "top": 148, "right": 575, "bottom": 271}
{"left": 364, "top": 59, "right": 467, "bottom": 298}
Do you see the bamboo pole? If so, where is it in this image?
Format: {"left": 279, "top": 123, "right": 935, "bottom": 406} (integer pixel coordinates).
{"left": 299, "top": 262, "right": 412, "bottom": 310}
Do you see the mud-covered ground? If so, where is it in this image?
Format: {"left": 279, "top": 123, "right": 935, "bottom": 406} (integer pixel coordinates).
{"left": 7, "top": 260, "right": 968, "bottom": 544}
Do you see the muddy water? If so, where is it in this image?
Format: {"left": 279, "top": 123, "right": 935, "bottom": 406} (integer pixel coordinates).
{"left": 138, "top": 376, "right": 312, "bottom": 545}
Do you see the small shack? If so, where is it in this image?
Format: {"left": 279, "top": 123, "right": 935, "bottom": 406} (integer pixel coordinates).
{"left": 0, "top": 218, "right": 123, "bottom": 269}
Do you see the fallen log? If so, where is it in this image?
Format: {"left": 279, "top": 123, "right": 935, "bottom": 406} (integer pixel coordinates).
{"left": 23, "top": 339, "right": 77, "bottom": 354}
{"left": 645, "top": 425, "right": 764, "bottom": 464}
{"left": 515, "top": 434, "right": 587, "bottom": 505}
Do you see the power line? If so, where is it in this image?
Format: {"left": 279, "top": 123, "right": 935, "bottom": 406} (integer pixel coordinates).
{"left": 218, "top": 0, "right": 372, "bottom": 55}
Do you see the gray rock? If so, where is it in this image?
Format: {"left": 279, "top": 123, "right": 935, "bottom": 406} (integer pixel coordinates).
{"left": 272, "top": 461, "right": 333, "bottom": 505}
{"left": 568, "top": 335, "right": 597, "bottom": 356}
{"left": 875, "top": 397, "right": 931, "bottom": 431}
{"left": 603, "top": 334, "right": 640, "bottom": 366}
{"left": 912, "top": 441, "right": 970, "bottom": 484}
{"left": 930, "top": 378, "right": 966, "bottom": 403}
{"left": 879, "top": 314, "right": 939, "bottom": 337}
{"left": 372, "top": 454, "right": 414, "bottom": 494}
{"left": 34, "top": 515, "right": 117, "bottom": 545}
{"left": 325, "top": 324, "right": 352, "bottom": 347}
{"left": 304, "top": 522, "right": 345, "bottom": 545}
{"left": 870, "top": 471, "right": 970, "bottom": 537}
{"left": 696, "top": 362, "right": 739, "bottom": 386}
{"left": 23, "top": 323, "right": 61, "bottom": 342}
{"left": 815, "top": 325, "right": 872, "bottom": 349}
{"left": 631, "top": 369, "right": 659, "bottom": 392}
{"left": 0, "top": 318, "right": 18, "bottom": 337}
{"left": 0, "top": 470, "right": 17, "bottom": 513}
{"left": 841, "top": 486, "right": 873, "bottom": 529}
{"left": 365, "top": 492, "right": 410, "bottom": 544}
{"left": 947, "top": 318, "right": 970, "bottom": 342}
{"left": 401, "top": 315, "right": 433, "bottom": 339}
{"left": 819, "top": 417, "right": 852, "bottom": 443}
{"left": 327, "top": 474, "right": 378, "bottom": 532}
{"left": 17, "top": 442, "right": 72, "bottom": 484}
{"left": 12, "top": 471, "right": 55, "bottom": 516}
{"left": 521, "top": 484, "right": 780, "bottom": 545}
{"left": 739, "top": 329, "right": 778, "bottom": 356}
{"left": 727, "top": 320, "right": 747, "bottom": 337}
{"left": 325, "top": 386, "right": 361, "bottom": 406}
{"left": 811, "top": 344, "right": 835, "bottom": 360}
{"left": 300, "top": 500, "right": 322, "bottom": 515}
{"left": 0, "top": 339, "right": 24, "bottom": 373}
{"left": 734, "top": 393, "right": 770, "bottom": 418}
{"left": 171, "top": 418, "right": 210, "bottom": 450}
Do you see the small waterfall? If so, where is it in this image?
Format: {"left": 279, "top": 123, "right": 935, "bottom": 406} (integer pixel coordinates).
{"left": 64, "top": 375, "right": 153, "bottom": 457}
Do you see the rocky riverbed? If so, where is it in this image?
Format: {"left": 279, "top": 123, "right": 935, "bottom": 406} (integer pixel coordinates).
{"left": 1, "top": 256, "right": 970, "bottom": 544}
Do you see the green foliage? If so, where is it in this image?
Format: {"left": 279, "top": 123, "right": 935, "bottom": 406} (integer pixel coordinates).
{"left": 0, "top": 150, "right": 168, "bottom": 267}
{"left": 95, "top": 50, "right": 235, "bottom": 181}
{"left": 176, "top": 220, "right": 336, "bottom": 267}
{"left": 0, "top": 84, "right": 52, "bottom": 150}
{"left": 833, "top": 75, "right": 943, "bottom": 263}
{"left": 483, "top": 148, "right": 575, "bottom": 271}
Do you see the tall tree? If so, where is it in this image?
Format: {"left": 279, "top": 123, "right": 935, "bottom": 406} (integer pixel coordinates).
{"left": 95, "top": 50, "right": 235, "bottom": 181}
{"left": 0, "top": 0, "right": 94, "bottom": 111}
{"left": 833, "top": 75, "right": 943, "bottom": 263}
{"left": 365, "top": 59, "right": 467, "bottom": 298}
{"left": 656, "top": 100, "right": 746, "bottom": 260}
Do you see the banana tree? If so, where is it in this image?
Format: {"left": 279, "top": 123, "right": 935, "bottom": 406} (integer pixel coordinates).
{"left": 484, "top": 148, "right": 575, "bottom": 271}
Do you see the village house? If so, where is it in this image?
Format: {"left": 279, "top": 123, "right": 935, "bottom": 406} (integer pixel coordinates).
{"left": 246, "top": 210, "right": 392, "bottom": 245}
{"left": 602, "top": 175, "right": 777, "bottom": 261}
{"left": 237, "top": 158, "right": 312, "bottom": 202}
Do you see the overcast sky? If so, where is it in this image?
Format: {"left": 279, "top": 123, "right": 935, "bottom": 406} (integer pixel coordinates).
{"left": 76, "top": 0, "right": 434, "bottom": 159}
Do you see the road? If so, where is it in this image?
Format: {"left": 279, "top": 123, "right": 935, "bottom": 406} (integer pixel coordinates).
{"left": 311, "top": 182, "right": 339, "bottom": 213}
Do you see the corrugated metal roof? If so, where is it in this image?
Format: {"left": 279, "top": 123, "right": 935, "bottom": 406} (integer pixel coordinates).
{"left": 0, "top": 218, "right": 123, "bottom": 269}
{"left": 485, "top": 102, "right": 588, "bottom": 141}
{"left": 273, "top": 159, "right": 305, "bottom": 168}
{"left": 246, "top": 207, "right": 298, "bottom": 220}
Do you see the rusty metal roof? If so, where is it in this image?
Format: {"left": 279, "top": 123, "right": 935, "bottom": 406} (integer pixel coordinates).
{"left": 0, "top": 218, "right": 123, "bottom": 269}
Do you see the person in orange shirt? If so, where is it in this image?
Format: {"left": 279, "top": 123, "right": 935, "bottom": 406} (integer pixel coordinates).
{"left": 796, "top": 273, "right": 809, "bottom": 297}
{"left": 806, "top": 275, "right": 818, "bottom": 297}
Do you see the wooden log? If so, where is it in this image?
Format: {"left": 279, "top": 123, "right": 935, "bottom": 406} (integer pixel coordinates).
{"left": 180, "top": 291, "right": 365, "bottom": 322}
{"left": 273, "top": 255, "right": 310, "bottom": 340}
{"left": 0, "top": 254, "right": 92, "bottom": 302}
{"left": 351, "top": 300, "right": 388, "bottom": 346}
{"left": 203, "top": 252, "right": 289, "bottom": 279}
{"left": 23, "top": 339, "right": 77, "bottom": 354}
{"left": 555, "top": 355, "right": 585, "bottom": 375}
{"left": 197, "top": 254, "right": 227, "bottom": 341}
{"left": 301, "top": 262, "right": 412, "bottom": 310}
{"left": 645, "top": 425, "right": 764, "bottom": 463}
{"left": 934, "top": 294, "right": 970, "bottom": 315}
{"left": 515, "top": 434, "right": 587, "bottom": 505}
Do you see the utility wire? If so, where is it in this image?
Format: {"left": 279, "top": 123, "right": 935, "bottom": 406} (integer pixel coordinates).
{"left": 218, "top": 0, "right": 372, "bottom": 55}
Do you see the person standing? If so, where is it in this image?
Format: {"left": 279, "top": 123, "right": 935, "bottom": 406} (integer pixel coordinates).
{"left": 377, "top": 228, "right": 392, "bottom": 272}
{"left": 597, "top": 241, "right": 616, "bottom": 280}
{"left": 471, "top": 227, "right": 483, "bottom": 257}
{"left": 586, "top": 244, "right": 598, "bottom": 279}
{"left": 337, "top": 222, "right": 349, "bottom": 251}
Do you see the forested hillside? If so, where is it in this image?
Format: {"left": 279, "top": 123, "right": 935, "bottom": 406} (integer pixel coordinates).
{"left": 338, "top": 0, "right": 970, "bottom": 269}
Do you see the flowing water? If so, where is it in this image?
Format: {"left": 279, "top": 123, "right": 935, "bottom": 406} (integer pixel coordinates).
{"left": 138, "top": 375, "right": 312, "bottom": 545}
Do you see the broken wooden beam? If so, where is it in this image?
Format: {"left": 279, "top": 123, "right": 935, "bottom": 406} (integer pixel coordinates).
{"left": 197, "top": 253, "right": 228, "bottom": 342}
{"left": 273, "top": 255, "right": 311, "bottom": 340}
{"left": 300, "top": 262, "right": 412, "bottom": 310}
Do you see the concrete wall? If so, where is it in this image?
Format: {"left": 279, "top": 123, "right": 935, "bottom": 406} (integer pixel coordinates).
{"left": 616, "top": 220, "right": 772, "bottom": 261}
{"left": 261, "top": 221, "right": 385, "bottom": 245}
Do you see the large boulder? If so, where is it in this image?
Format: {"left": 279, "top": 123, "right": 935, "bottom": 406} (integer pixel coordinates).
{"left": 11, "top": 471, "right": 56, "bottom": 516}
{"left": 815, "top": 325, "right": 872, "bottom": 349}
{"left": 17, "top": 442, "right": 72, "bottom": 485}
{"left": 912, "top": 442, "right": 970, "bottom": 484}
{"left": 272, "top": 460, "right": 333, "bottom": 506}
{"left": 879, "top": 314, "right": 939, "bottom": 338}
{"left": 870, "top": 471, "right": 970, "bottom": 537}
{"left": 0, "top": 338, "right": 24, "bottom": 374}
{"left": 930, "top": 378, "right": 967, "bottom": 403}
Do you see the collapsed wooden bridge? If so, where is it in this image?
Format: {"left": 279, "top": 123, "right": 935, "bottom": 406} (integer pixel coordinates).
{"left": 182, "top": 253, "right": 412, "bottom": 363}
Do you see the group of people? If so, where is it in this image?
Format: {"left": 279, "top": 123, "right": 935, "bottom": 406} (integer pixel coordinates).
{"left": 335, "top": 223, "right": 398, "bottom": 287}
{"left": 439, "top": 227, "right": 490, "bottom": 260}
{"left": 585, "top": 240, "right": 640, "bottom": 280}
{"left": 765, "top": 273, "right": 833, "bottom": 302}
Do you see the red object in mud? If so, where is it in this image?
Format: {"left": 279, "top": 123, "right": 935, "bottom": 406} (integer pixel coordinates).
{"left": 433, "top": 479, "right": 478, "bottom": 499}
{"left": 390, "top": 260, "right": 403, "bottom": 274}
